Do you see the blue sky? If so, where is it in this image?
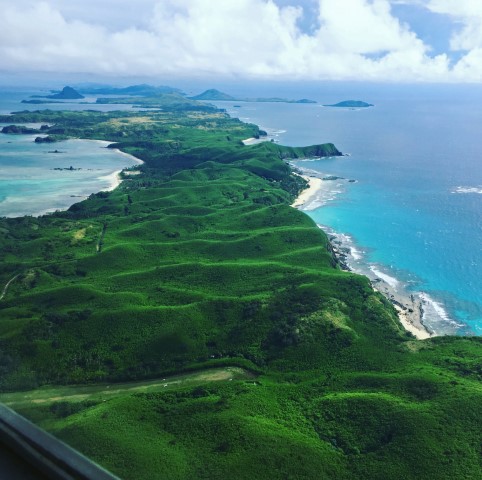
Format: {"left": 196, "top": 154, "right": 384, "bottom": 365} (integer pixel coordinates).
{"left": 1, "top": 0, "right": 481, "bottom": 83}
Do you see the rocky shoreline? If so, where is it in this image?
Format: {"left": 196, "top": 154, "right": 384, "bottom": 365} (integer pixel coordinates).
{"left": 328, "top": 231, "right": 433, "bottom": 339}
{"left": 289, "top": 165, "right": 434, "bottom": 340}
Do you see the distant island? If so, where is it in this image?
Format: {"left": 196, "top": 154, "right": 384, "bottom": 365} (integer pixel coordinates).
{"left": 19, "top": 85, "right": 316, "bottom": 107}
{"left": 323, "top": 100, "right": 374, "bottom": 108}
{"left": 29, "top": 86, "right": 85, "bottom": 101}
{"left": 22, "top": 99, "right": 73, "bottom": 104}
{"left": 190, "top": 89, "right": 317, "bottom": 104}
{"left": 22, "top": 84, "right": 182, "bottom": 104}
{"left": 47, "top": 86, "right": 85, "bottom": 100}
{"left": 77, "top": 84, "right": 182, "bottom": 96}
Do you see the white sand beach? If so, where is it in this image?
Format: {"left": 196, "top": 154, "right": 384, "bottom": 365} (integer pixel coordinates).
{"left": 291, "top": 175, "right": 325, "bottom": 208}
{"left": 102, "top": 170, "right": 123, "bottom": 191}
{"left": 101, "top": 148, "right": 144, "bottom": 191}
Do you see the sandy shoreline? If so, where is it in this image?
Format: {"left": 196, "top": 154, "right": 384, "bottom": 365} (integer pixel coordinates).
{"left": 9, "top": 145, "right": 144, "bottom": 218}
{"left": 291, "top": 174, "right": 325, "bottom": 208}
{"left": 329, "top": 231, "right": 433, "bottom": 340}
{"left": 242, "top": 137, "right": 271, "bottom": 146}
{"left": 100, "top": 170, "right": 123, "bottom": 191}
{"left": 102, "top": 148, "right": 144, "bottom": 191}
{"left": 291, "top": 176, "right": 433, "bottom": 340}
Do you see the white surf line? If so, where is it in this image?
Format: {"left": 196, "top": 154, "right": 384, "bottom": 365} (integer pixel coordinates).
{"left": 0, "top": 274, "right": 20, "bottom": 301}
{"left": 369, "top": 266, "right": 399, "bottom": 289}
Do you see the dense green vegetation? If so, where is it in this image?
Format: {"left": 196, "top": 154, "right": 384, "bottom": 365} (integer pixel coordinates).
{"left": 190, "top": 89, "right": 237, "bottom": 101}
{"left": 0, "top": 100, "right": 480, "bottom": 479}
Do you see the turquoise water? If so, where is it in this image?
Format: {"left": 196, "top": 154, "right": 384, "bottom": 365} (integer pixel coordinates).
{"left": 0, "top": 130, "right": 140, "bottom": 217}
{"left": 0, "top": 87, "right": 143, "bottom": 217}
{"left": 213, "top": 84, "right": 482, "bottom": 335}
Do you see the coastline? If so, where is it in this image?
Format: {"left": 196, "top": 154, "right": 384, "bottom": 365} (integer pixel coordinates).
{"left": 291, "top": 174, "right": 325, "bottom": 208}
{"left": 291, "top": 176, "right": 433, "bottom": 340}
{"left": 101, "top": 148, "right": 144, "bottom": 192}
{"left": 0, "top": 139, "right": 144, "bottom": 218}
{"left": 327, "top": 226, "right": 433, "bottom": 340}
{"left": 100, "top": 169, "right": 123, "bottom": 191}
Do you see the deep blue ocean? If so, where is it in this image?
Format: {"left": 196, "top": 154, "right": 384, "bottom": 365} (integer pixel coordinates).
{"left": 0, "top": 83, "right": 480, "bottom": 335}
{"left": 213, "top": 83, "right": 482, "bottom": 336}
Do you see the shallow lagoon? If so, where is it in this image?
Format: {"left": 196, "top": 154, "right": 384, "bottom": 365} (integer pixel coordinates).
{"left": 0, "top": 129, "right": 140, "bottom": 217}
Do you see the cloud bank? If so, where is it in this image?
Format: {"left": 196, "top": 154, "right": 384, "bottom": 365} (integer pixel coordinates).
{"left": 0, "top": 0, "right": 481, "bottom": 82}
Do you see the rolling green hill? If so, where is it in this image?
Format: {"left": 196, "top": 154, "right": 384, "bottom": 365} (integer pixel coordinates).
{"left": 0, "top": 102, "right": 480, "bottom": 480}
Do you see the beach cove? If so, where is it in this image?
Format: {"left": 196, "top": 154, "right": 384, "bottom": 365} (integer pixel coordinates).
{"left": 0, "top": 132, "right": 142, "bottom": 218}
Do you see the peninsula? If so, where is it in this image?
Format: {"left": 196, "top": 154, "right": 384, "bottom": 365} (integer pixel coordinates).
{"left": 0, "top": 96, "right": 480, "bottom": 480}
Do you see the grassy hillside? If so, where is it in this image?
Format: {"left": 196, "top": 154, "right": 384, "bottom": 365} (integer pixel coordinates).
{"left": 0, "top": 103, "right": 480, "bottom": 479}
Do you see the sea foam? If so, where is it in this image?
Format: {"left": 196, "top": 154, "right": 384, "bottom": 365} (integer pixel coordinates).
{"left": 369, "top": 266, "right": 399, "bottom": 289}
{"left": 419, "top": 292, "right": 465, "bottom": 332}
{"left": 451, "top": 186, "right": 482, "bottom": 194}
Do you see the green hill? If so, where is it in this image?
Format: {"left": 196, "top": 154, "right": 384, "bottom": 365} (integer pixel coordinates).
{"left": 0, "top": 102, "right": 480, "bottom": 480}
{"left": 47, "top": 86, "right": 85, "bottom": 100}
{"left": 190, "top": 89, "right": 237, "bottom": 101}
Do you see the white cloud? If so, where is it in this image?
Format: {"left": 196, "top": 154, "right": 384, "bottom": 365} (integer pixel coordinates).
{"left": 317, "top": 0, "right": 420, "bottom": 54}
{"left": 425, "top": 1, "right": 482, "bottom": 51}
{"left": 419, "top": 1, "right": 482, "bottom": 81}
{"left": 0, "top": 0, "right": 476, "bottom": 82}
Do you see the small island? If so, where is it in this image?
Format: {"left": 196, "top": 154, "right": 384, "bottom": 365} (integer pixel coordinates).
{"left": 323, "top": 100, "right": 374, "bottom": 108}
{"left": 52, "top": 166, "right": 81, "bottom": 171}
{"left": 323, "top": 175, "right": 344, "bottom": 181}
{"left": 29, "top": 86, "right": 85, "bottom": 101}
